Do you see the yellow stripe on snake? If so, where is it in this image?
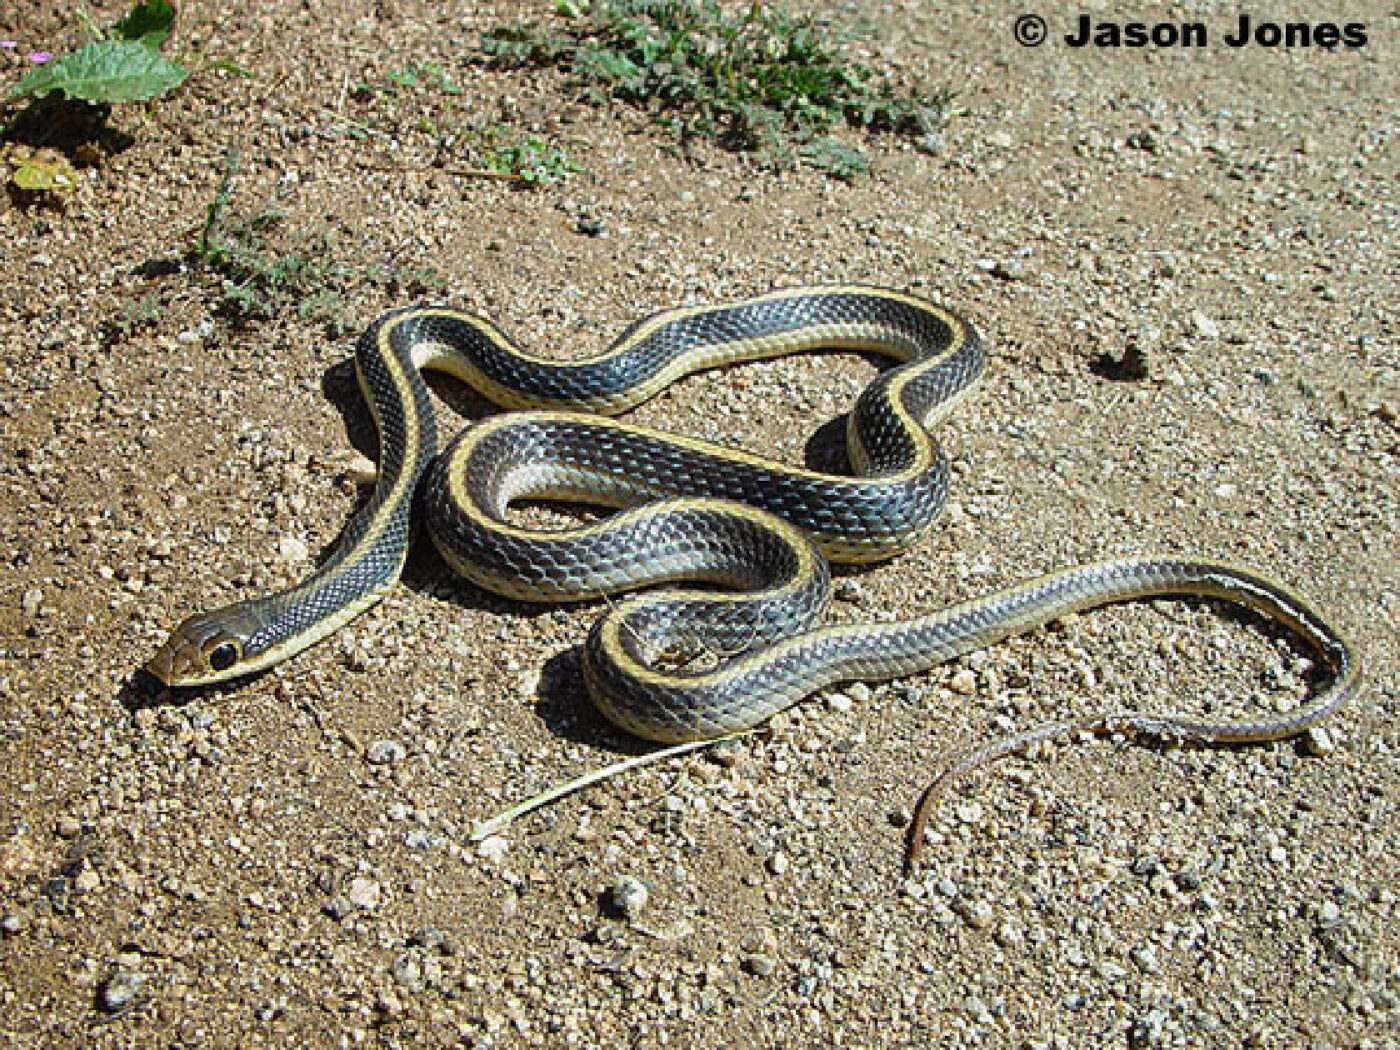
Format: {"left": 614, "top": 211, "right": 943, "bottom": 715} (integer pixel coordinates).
{"left": 147, "top": 286, "right": 1360, "bottom": 864}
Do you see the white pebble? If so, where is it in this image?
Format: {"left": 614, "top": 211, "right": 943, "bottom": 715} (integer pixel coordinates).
{"left": 20, "top": 588, "right": 42, "bottom": 617}
{"left": 346, "top": 877, "right": 382, "bottom": 911}
{"left": 950, "top": 669, "right": 977, "bottom": 695}
{"left": 1303, "top": 726, "right": 1336, "bottom": 755}
{"left": 610, "top": 876, "right": 649, "bottom": 919}
{"left": 278, "top": 534, "right": 310, "bottom": 563}
{"left": 476, "top": 836, "right": 510, "bottom": 863}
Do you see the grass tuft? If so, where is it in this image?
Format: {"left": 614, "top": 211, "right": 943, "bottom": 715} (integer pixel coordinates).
{"left": 482, "top": 0, "right": 951, "bottom": 178}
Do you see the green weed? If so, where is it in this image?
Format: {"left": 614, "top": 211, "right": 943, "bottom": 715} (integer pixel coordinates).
{"left": 474, "top": 129, "right": 579, "bottom": 185}
{"left": 351, "top": 63, "right": 577, "bottom": 187}
{"left": 482, "top": 0, "right": 951, "bottom": 177}
{"left": 190, "top": 149, "right": 443, "bottom": 331}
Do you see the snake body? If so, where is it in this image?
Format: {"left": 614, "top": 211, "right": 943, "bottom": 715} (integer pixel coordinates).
{"left": 148, "top": 287, "right": 1359, "bottom": 812}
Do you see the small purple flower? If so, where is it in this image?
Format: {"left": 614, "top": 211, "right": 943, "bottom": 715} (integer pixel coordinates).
{"left": 27, "top": 51, "right": 54, "bottom": 64}
{"left": 1, "top": 41, "right": 18, "bottom": 51}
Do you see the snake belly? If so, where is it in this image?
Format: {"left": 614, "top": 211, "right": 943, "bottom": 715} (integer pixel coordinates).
{"left": 147, "top": 286, "right": 1357, "bottom": 764}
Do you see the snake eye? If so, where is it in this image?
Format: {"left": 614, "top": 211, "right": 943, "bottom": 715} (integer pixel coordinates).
{"left": 208, "top": 641, "right": 241, "bottom": 673}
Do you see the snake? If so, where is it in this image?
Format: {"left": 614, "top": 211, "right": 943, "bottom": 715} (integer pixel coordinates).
{"left": 146, "top": 286, "right": 1360, "bottom": 860}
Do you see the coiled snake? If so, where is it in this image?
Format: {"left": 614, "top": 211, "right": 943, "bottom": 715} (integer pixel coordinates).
{"left": 147, "top": 286, "right": 1359, "bottom": 861}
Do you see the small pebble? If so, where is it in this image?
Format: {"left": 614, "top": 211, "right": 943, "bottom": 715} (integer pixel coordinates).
{"left": 391, "top": 954, "right": 423, "bottom": 992}
{"left": 955, "top": 898, "right": 994, "bottom": 930}
{"left": 99, "top": 970, "right": 146, "bottom": 1014}
{"left": 1131, "top": 1008, "right": 1168, "bottom": 1046}
{"left": 949, "top": 669, "right": 977, "bottom": 695}
{"left": 1130, "top": 943, "right": 1161, "bottom": 974}
{"left": 827, "top": 691, "right": 853, "bottom": 713}
{"left": 476, "top": 836, "right": 509, "bottom": 863}
{"left": 610, "top": 876, "right": 649, "bottom": 920}
{"left": 277, "top": 534, "right": 309, "bottom": 563}
{"left": 21, "top": 588, "right": 42, "bottom": 617}
{"left": 1190, "top": 310, "right": 1220, "bottom": 339}
{"left": 341, "top": 452, "right": 378, "bottom": 487}
{"left": 955, "top": 801, "right": 984, "bottom": 825}
{"left": 767, "top": 852, "right": 790, "bottom": 877}
{"left": 834, "top": 579, "right": 864, "bottom": 603}
{"left": 345, "top": 877, "right": 382, "bottom": 911}
{"left": 744, "top": 953, "right": 778, "bottom": 977}
{"left": 367, "top": 740, "right": 406, "bottom": 765}
{"left": 1303, "top": 726, "right": 1336, "bottom": 756}
{"left": 1317, "top": 900, "right": 1343, "bottom": 929}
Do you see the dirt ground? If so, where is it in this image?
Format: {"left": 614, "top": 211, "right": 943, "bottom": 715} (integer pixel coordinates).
{"left": 1, "top": 1, "right": 1396, "bottom": 1046}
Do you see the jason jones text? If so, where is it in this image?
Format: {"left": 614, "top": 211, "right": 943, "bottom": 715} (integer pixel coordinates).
{"left": 1064, "top": 15, "right": 1366, "bottom": 49}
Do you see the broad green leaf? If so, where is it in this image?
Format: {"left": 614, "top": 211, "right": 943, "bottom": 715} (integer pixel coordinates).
{"left": 10, "top": 40, "right": 187, "bottom": 103}
{"left": 113, "top": 0, "right": 177, "bottom": 49}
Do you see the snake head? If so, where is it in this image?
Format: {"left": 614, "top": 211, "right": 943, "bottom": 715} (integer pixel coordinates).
{"left": 147, "top": 603, "right": 265, "bottom": 687}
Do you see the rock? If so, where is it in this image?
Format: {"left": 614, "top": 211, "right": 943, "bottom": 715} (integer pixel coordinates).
{"left": 1130, "top": 1008, "right": 1168, "bottom": 1046}
{"left": 744, "top": 953, "right": 778, "bottom": 977}
{"left": 609, "top": 876, "right": 649, "bottom": 920}
{"left": 1303, "top": 726, "right": 1336, "bottom": 755}
{"left": 955, "top": 898, "right": 994, "bottom": 930}
{"left": 277, "top": 533, "right": 309, "bottom": 563}
{"left": 99, "top": 969, "right": 146, "bottom": 1014}
{"left": 834, "top": 579, "right": 864, "bottom": 603}
{"left": 345, "top": 877, "right": 382, "bottom": 911}
{"left": 367, "top": 740, "right": 406, "bottom": 765}
{"left": 1317, "top": 900, "right": 1343, "bottom": 929}
{"left": 949, "top": 669, "right": 977, "bottom": 695}
{"left": 476, "top": 836, "right": 509, "bottom": 863}
{"left": 706, "top": 739, "right": 742, "bottom": 767}
{"left": 1131, "top": 943, "right": 1161, "bottom": 974}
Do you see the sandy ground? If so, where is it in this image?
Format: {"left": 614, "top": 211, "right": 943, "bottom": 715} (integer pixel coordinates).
{"left": 1, "top": 1, "right": 1397, "bottom": 1046}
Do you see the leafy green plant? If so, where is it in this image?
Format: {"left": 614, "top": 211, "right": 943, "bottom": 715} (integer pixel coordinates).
{"left": 192, "top": 149, "right": 342, "bottom": 326}
{"left": 476, "top": 131, "right": 578, "bottom": 186}
{"left": 349, "top": 64, "right": 578, "bottom": 188}
{"left": 481, "top": 0, "right": 951, "bottom": 175}
{"left": 190, "top": 149, "right": 443, "bottom": 330}
{"left": 8, "top": 1, "right": 188, "bottom": 105}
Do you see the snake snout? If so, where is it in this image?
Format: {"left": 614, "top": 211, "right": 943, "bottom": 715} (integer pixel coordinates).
{"left": 146, "top": 627, "right": 200, "bottom": 686}
{"left": 146, "top": 609, "right": 256, "bottom": 687}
